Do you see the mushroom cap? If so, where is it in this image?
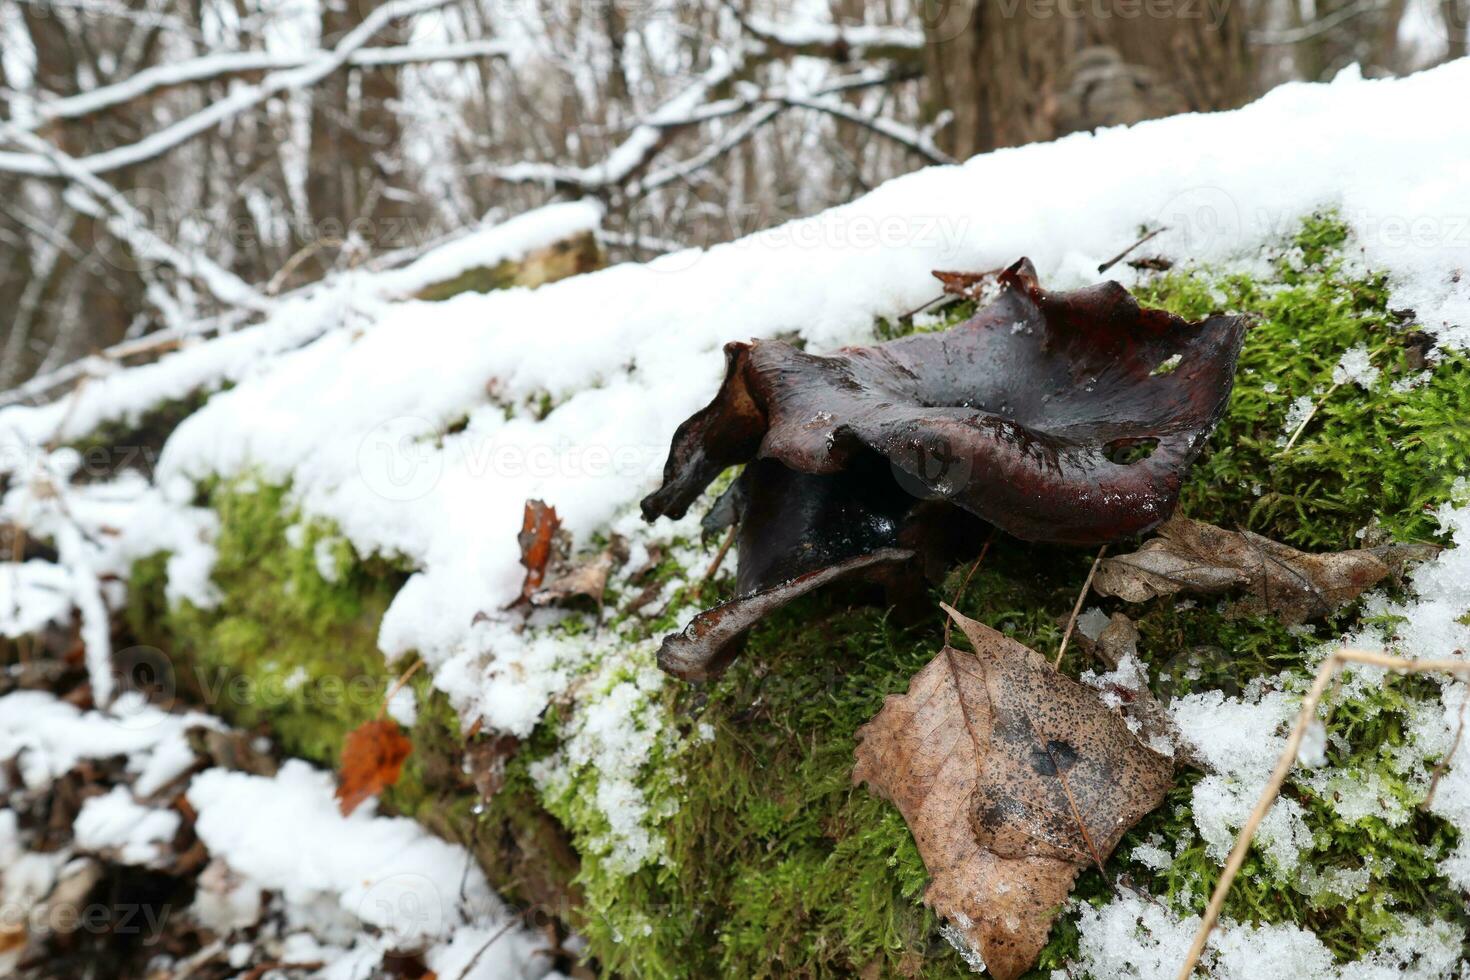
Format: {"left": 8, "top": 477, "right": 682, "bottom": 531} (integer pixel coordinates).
{"left": 642, "top": 258, "right": 1249, "bottom": 679}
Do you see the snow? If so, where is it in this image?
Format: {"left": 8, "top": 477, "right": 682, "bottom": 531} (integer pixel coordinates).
{"left": 1074, "top": 501, "right": 1470, "bottom": 976}
{"left": 1064, "top": 894, "right": 1463, "bottom": 980}
{"left": 529, "top": 661, "right": 674, "bottom": 873}
{"left": 0, "top": 690, "right": 222, "bottom": 793}
{"left": 74, "top": 786, "right": 180, "bottom": 866}
{"left": 1333, "top": 345, "right": 1382, "bottom": 389}
{"left": 385, "top": 682, "right": 418, "bottom": 728}
{"left": 1171, "top": 682, "right": 1313, "bottom": 871}
{"left": 0, "top": 561, "right": 74, "bottom": 638}
{"left": 186, "top": 760, "right": 553, "bottom": 976}
{"left": 370, "top": 200, "right": 604, "bottom": 298}
{"left": 0, "top": 690, "right": 560, "bottom": 979}
{"left": 182, "top": 758, "right": 561, "bottom": 976}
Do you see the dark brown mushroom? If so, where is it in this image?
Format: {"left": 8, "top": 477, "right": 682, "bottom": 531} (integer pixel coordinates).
{"left": 642, "top": 258, "right": 1248, "bottom": 679}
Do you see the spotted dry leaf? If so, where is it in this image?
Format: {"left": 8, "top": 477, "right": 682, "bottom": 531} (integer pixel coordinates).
{"left": 1093, "top": 516, "right": 1436, "bottom": 624}
{"left": 853, "top": 605, "right": 1173, "bottom": 980}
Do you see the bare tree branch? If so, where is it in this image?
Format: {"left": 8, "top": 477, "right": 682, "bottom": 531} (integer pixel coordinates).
{"left": 486, "top": 45, "right": 758, "bottom": 193}
{"left": 736, "top": 12, "right": 924, "bottom": 61}
{"left": 0, "top": 0, "right": 457, "bottom": 178}
{"left": 0, "top": 122, "right": 272, "bottom": 312}
{"left": 1252, "top": 0, "right": 1396, "bottom": 44}
{"left": 10, "top": 40, "right": 512, "bottom": 134}
{"left": 779, "top": 93, "right": 955, "bottom": 166}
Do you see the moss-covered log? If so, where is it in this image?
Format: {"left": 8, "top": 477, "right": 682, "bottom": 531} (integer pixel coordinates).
{"left": 109, "top": 215, "right": 1470, "bottom": 977}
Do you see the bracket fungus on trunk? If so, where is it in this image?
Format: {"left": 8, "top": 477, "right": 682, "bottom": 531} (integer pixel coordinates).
{"left": 641, "top": 258, "right": 1248, "bottom": 680}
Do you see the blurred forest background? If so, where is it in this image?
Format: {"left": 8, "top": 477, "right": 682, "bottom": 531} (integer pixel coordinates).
{"left": 1, "top": 0, "right": 1464, "bottom": 392}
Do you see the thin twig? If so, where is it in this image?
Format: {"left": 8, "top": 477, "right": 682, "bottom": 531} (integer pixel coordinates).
{"left": 1176, "top": 649, "right": 1470, "bottom": 980}
{"left": 1279, "top": 343, "right": 1390, "bottom": 455}
{"left": 897, "top": 292, "right": 949, "bottom": 322}
{"left": 1055, "top": 546, "right": 1107, "bottom": 668}
{"left": 687, "top": 525, "right": 737, "bottom": 605}
{"left": 1026, "top": 708, "right": 1114, "bottom": 887}
{"left": 1279, "top": 380, "right": 1341, "bottom": 454}
{"left": 1423, "top": 687, "right": 1469, "bottom": 810}
{"left": 377, "top": 659, "right": 424, "bottom": 722}
{"left": 943, "top": 533, "right": 995, "bottom": 647}
{"left": 456, "top": 919, "right": 518, "bottom": 980}
{"left": 1097, "top": 227, "right": 1165, "bottom": 274}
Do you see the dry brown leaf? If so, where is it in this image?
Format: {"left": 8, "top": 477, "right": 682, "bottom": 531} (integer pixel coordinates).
{"left": 466, "top": 733, "right": 520, "bottom": 802}
{"left": 1093, "top": 517, "right": 1436, "bottom": 624}
{"left": 510, "top": 499, "right": 563, "bottom": 607}
{"left": 531, "top": 535, "right": 629, "bottom": 610}
{"left": 930, "top": 267, "right": 1000, "bottom": 300}
{"left": 336, "top": 719, "right": 412, "bottom": 816}
{"left": 853, "top": 605, "right": 1173, "bottom": 980}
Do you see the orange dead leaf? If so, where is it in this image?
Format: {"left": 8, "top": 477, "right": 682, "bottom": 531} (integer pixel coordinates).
{"left": 336, "top": 719, "right": 412, "bottom": 816}
{"left": 512, "top": 499, "right": 562, "bottom": 606}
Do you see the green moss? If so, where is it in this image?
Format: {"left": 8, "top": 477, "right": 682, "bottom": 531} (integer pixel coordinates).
{"left": 1135, "top": 212, "right": 1470, "bottom": 549}
{"left": 127, "top": 480, "right": 458, "bottom": 819}
{"left": 520, "top": 212, "right": 1470, "bottom": 978}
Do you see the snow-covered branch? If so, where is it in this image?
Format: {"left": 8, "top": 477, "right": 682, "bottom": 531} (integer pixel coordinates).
{"left": 736, "top": 13, "right": 925, "bottom": 60}
{"left": 9, "top": 40, "right": 513, "bottom": 134}
{"left": 0, "top": 123, "right": 273, "bottom": 313}
{"left": 650, "top": 65, "right": 912, "bottom": 128}
{"left": 487, "top": 46, "right": 757, "bottom": 193}
{"left": 779, "top": 93, "right": 955, "bottom": 166}
{"left": 0, "top": 0, "right": 457, "bottom": 178}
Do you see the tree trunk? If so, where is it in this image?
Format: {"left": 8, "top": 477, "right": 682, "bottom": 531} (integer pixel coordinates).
{"left": 921, "top": 0, "right": 1255, "bottom": 159}
{"left": 306, "top": 1, "right": 416, "bottom": 269}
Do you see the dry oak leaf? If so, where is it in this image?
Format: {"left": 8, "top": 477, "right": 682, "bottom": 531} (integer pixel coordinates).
{"left": 1093, "top": 516, "right": 1437, "bottom": 624}
{"left": 336, "top": 719, "right": 412, "bottom": 816}
{"left": 853, "top": 605, "right": 1173, "bottom": 980}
